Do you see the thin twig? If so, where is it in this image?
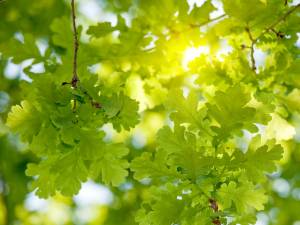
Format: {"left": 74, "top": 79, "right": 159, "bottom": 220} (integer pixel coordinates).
{"left": 209, "top": 199, "right": 221, "bottom": 225}
{"left": 259, "top": 3, "right": 300, "bottom": 38}
{"left": 245, "top": 27, "right": 256, "bottom": 71}
{"left": 71, "top": 0, "right": 79, "bottom": 88}
{"left": 243, "top": 4, "right": 300, "bottom": 71}
{"left": 79, "top": 86, "right": 102, "bottom": 109}
{"left": 63, "top": 2, "right": 102, "bottom": 111}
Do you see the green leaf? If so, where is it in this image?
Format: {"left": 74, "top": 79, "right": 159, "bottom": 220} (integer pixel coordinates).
{"left": 52, "top": 151, "right": 88, "bottom": 196}
{"left": 87, "top": 22, "right": 116, "bottom": 38}
{"left": 50, "top": 16, "right": 74, "bottom": 49}
{"left": 89, "top": 143, "right": 129, "bottom": 186}
{"left": 0, "top": 34, "right": 41, "bottom": 63}
{"left": 157, "top": 126, "right": 187, "bottom": 155}
{"left": 26, "top": 159, "right": 57, "bottom": 198}
{"left": 26, "top": 151, "right": 88, "bottom": 197}
{"left": 217, "top": 181, "right": 268, "bottom": 213}
{"left": 136, "top": 184, "right": 186, "bottom": 225}
{"left": 231, "top": 143, "right": 283, "bottom": 182}
{"left": 157, "top": 126, "right": 213, "bottom": 180}
{"left": 131, "top": 151, "right": 177, "bottom": 181}
{"left": 189, "top": 0, "right": 216, "bottom": 24}
{"left": 6, "top": 101, "right": 43, "bottom": 142}
{"left": 207, "top": 85, "right": 257, "bottom": 138}
{"left": 223, "top": 0, "right": 269, "bottom": 23}
{"left": 30, "top": 124, "right": 59, "bottom": 155}
{"left": 166, "top": 89, "right": 212, "bottom": 134}
{"left": 281, "top": 89, "right": 300, "bottom": 113}
{"left": 102, "top": 93, "right": 139, "bottom": 131}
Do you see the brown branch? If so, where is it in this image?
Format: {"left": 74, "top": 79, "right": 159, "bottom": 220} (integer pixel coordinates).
{"left": 71, "top": 0, "right": 79, "bottom": 88}
{"left": 259, "top": 3, "right": 300, "bottom": 38}
{"left": 245, "top": 27, "right": 256, "bottom": 71}
{"left": 209, "top": 199, "right": 221, "bottom": 225}
{"left": 241, "top": 3, "right": 299, "bottom": 72}
{"left": 79, "top": 86, "right": 102, "bottom": 109}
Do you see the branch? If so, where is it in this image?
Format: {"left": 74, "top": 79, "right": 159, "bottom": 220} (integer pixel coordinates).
{"left": 71, "top": 0, "right": 79, "bottom": 88}
{"left": 245, "top": 27, "right": 256, "bottom": 71}
{"left": 62, "top": 2, "right": 102, "bottom": 111}
{"left": 260, "top": 3, "right": 300, "bottom": 38}
{"left": 242, "top": 4, "right": 299, "bottom": 72}
{"left": 79, "top": 86, "right": 102, "bottom": 109}
{"left": 209, "top": 199, "right": 221, "bottom": 225}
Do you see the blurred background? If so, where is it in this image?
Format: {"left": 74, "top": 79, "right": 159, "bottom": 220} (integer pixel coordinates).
{"left": 1, "top": 0, "right": 300, "bottom": 224}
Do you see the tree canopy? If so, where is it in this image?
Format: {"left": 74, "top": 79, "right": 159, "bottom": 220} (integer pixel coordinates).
{"left": 1, "top": 0, "right": 300, "bottom": 224}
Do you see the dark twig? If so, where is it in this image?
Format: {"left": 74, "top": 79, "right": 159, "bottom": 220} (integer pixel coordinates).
{"left": 71, "top": 0, "right": 79, "bottom": 88}
{"left": 79, "top": 86, "right": 102, "bottom": 109}
{"left": 209, "top": 199, "right": 221, "bottom": 225}
{"left": 270, "top": 28, "right": 285, "bottom": 38}
{"left": 245, "top": 27, "right": 256, "bottom": 71}
{"left": 69, "top": 0, "right": 80, "bottom": 111}
{"left": 260, "top": 3, "right": 300, "bottom": 38}
{"left": 242, "top": 4, "right": 300, "bottom": 72}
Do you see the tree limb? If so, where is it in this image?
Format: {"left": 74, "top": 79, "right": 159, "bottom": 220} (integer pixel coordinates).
{"left": 71, "top": 0, "right": 79, "bottom": 88}
{"left": 245, "top": 27, "right": 256, "bottom": 71}
{"left": 259, "top": 3, "right": 300, "bottom": 38}
{"left": 243, "top": 4, "right": 300, "bottom": 71}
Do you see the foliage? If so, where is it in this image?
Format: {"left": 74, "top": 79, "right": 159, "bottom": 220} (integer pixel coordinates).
{"left": 1, "top": 0, "right": 300, "bottom": 224}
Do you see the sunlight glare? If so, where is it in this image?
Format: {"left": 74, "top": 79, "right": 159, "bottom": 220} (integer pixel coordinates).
{"left": 182, "top": 46, "right": 210, "bottom": 70}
